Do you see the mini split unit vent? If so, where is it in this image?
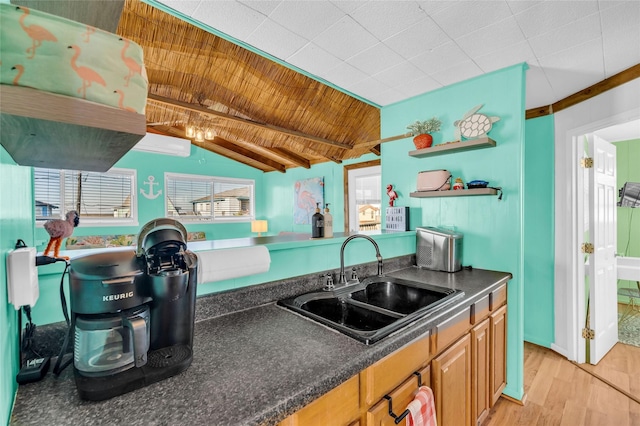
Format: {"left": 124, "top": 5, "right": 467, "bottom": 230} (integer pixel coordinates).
{"left": 133, "top": 133, "right": 191, "bottom": 157}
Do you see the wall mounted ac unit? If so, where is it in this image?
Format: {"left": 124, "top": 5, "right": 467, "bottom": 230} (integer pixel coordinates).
{"left": 133, "top": 133, "right": 191, "bottom": 157}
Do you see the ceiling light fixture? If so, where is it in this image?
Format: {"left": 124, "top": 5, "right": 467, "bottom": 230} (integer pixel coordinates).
{"left": 204, "top": 129, "right": 216, "bottom": 140}
{"left": 185, "top": 125, "right": 215, "bottom": 142}
{"left": 194, "top": 128, "right": 205, "bottom": 143}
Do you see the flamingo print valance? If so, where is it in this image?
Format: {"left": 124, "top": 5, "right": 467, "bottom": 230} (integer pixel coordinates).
{"left": 0, "top": 3, "right": 148, "bottom": 115}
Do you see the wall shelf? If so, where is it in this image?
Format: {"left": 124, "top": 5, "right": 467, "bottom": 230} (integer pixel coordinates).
{"left": 410, "top": 188, "right": 498, "bottom": 198}
{"left": 409, "top": 137, "right": 496, "bottom": 158}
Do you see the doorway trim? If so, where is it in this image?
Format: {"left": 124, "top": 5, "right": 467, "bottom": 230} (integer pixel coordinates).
{"left": 557, "top": 108, "right": 640, "bottom": 364}
{"left": 343, "top": 159, "right": 380, "bottom": 233}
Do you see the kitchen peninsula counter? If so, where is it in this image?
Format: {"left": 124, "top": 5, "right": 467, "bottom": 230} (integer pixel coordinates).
{"left": 10, "top": 267, "right": 511, "bottom": 426}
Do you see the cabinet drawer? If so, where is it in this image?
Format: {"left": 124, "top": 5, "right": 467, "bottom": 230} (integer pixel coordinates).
{"left": 470, "top": 295, "right": 489, "bottom": 325}
{"left": 435, "top": 306, "right": 471, "bottom": 353}
{"left": 489, "top": 284, "right": 507, "bottom": 311}
{"left": 279, "top": 374, "right": 360, "bottom": 426}
{"left": 360, "top": 333, "right": 430, "bottom": 407}
{"left": 366, "top": 364, "right": 432, "bottom": 426}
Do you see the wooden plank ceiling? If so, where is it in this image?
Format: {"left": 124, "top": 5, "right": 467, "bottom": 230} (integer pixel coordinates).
{"left": 116, "top": 0, "right": 381, "bottom": 172}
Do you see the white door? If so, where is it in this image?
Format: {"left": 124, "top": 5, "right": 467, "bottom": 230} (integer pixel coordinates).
{"left": 587, "top": 134, "right": 618, "bottom": 364}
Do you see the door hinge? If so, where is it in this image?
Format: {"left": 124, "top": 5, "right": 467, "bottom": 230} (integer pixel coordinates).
{"left": 582, "top": 327, "right": 595, "bottom": 340}
{"left": 580, "top": 157, "right": 593, "bottom": 168}
{"left": 581, "top": 243, "right": 594, "bottom": 254}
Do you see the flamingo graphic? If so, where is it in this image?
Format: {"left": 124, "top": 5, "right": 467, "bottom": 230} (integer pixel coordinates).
{"left": 114, "top": 90, "right": 137, "bottom": 113}
{"left": 81, "top": 26, "right": 96, "bottom": 43}
{"left": 119, "top": 38, "right": 143, "bottom": 87}
{"left": 68, "top": 45, "right": 106, "bottom": 99}
{"left": 11, "top": 65, "right": 25, "bottom": 85}
{"left": 16, "top": 6, "right": 58, "bottom": 59}
{"left": 294, "top": 180, "right": 319, "bottom": 224}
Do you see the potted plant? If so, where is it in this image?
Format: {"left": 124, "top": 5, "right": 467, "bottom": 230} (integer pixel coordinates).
{"left": 407, "top": 117, "right": 442, "bottom": 149}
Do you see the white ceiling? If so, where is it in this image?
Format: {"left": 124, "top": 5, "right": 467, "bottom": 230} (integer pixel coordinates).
{"left": 594, "top": 119, "right": 640, "bottom": 142}
{"left": 154, "top": 0, "right": 639, "bottom": 111}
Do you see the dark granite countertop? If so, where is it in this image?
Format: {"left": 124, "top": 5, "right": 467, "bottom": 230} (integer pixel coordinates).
{"left": 10, "top": 267, "right": 511, "bottom": 426}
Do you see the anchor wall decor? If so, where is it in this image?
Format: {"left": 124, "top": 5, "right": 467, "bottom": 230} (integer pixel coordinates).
{"left": 140, "top": 175, "right": 162, "bottom": 199}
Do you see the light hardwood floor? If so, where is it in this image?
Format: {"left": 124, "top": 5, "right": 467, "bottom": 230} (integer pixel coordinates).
{"left": 484, "top": 342, "right": 640, "bottom": 426}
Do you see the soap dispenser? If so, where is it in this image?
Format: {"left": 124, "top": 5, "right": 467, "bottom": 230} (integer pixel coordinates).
{"left": 323, "top": 203, "right": 333, "bottom": 238}
{"left": 311, "top": 203, "right": 324, "bottom": 238}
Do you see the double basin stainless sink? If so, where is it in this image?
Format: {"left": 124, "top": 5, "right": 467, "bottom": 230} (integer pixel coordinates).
{"left": 277, "top": 276, "right": 464, "bottom": 344}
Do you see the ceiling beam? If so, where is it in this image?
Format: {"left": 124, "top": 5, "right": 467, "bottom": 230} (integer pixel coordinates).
{"left": 359, "top": 132, "right": 412, "bottom": 148}
{"left": 526, "top": 63, "right": 640, "bottom": 119}
{"left": 147, "top": 94, "right": 353, "bottom": 150}
{"left": 209, "top": 137, "right": 287, "bottom": 173}
{"left": 192, "top": 140, "right": 270, "bottom": 172}
{"left": 271, "top": 147, "right": 311, "bottom": 169}
{"left": 147, "top": 124, "right": 186, "bottom": 139}
{"left": 149, "top": 125, "right": 283, "bottom": 172}
{"left": 369, "top": 145, "right": 381, "bottom": 156}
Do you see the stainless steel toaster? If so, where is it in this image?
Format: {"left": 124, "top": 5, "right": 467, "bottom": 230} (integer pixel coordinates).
{"left": 416, "top": 227, "right": 463, "bottom": 272}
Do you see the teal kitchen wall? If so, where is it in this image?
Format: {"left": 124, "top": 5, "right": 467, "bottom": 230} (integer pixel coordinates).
{"left": 33, "top": 145, "right": 266, "bottom": 249}
{"left": 30, "top": 145, "right": 266, "bottom": 326}
{"left": 615, "top": 138, "right": 640, "bottom": 300}
{"left": 523, "top": 115, "right": 555, "bottom": 347}
{"left": 262, "top": 153, "right": 379, "bottom": 234}
{"left": 380, "top": 63, "right": 527, "bottom": 401}
{"left": 28, "top": 145, "right": 409, "bottom": 327}
{"left": 1, "top": 145, "right": 34, "bottom": 426}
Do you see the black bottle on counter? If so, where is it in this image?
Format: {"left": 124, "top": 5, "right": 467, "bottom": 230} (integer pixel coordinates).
{"left": 311, "top": 202, "right": 324, "bottom": 238}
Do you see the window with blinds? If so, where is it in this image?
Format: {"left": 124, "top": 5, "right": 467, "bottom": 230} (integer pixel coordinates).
{"left": 165, "top": 173, "right": 254, "bottom": 222}
{"left": 34, "top": 168, "right": 137, "bottom": 225}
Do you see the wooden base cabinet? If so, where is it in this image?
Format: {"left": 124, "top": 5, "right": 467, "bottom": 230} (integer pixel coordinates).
{"left": 490, "top": 305, "right": 507, "bottom": 406}
{"left": 431, "top": 334, "right": 472, "bottom": 426}
{"left": 366, "top": 365, "right": 431, "bottom": 426}
{"left": 471, "top": 319, "right": 491, "bottom": 426}
{"left": 278, "top": 375, "right": 360, "bottom": 426}
{"left": 279, "top": 284, "right": 508, "bottom": 426}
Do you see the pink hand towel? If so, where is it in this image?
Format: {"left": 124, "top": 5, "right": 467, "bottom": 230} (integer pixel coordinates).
{"left": 406, "top": 386, "right": 437, "bottom": 426}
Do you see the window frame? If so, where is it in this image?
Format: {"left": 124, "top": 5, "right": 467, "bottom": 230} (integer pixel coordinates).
{"left": 164, "top": 172, "right": 255, "bottom": 223}
{"left": 34, "top": 167, "right": 138, "bottom": 227}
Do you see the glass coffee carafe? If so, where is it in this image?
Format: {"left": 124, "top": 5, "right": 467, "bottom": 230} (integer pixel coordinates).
{"left": 74, "top": 306, "right": 150, "bottom": 376}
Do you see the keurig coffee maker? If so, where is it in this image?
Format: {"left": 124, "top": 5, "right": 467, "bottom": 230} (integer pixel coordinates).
{"left": 69, "top": 218, "right": 198, "bottom": 401}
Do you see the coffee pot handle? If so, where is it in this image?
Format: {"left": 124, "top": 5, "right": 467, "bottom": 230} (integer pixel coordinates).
{"left": 123, "top": 315, "right": 148, "bottom": 368}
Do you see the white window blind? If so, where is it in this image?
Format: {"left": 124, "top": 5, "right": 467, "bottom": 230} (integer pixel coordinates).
{"left": 34, "top": 168, "right": 136, "bottom": 224}
{"left": 165, "top": 173, "right": 254, "bottom": 222}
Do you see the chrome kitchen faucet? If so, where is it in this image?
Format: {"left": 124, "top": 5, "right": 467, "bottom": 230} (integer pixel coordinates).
{"left": 338, "top": 234, "right": 383, "bottom": 286}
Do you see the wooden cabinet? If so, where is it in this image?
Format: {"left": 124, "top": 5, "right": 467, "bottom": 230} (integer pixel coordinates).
{"left": 431, "top": 334, "right": 472, "bottom": 426}
{"left": 366, "top": 365, "right": 431, "bottom": 426}
{"left": 278, "top": 375, "right": 360, "bottom": 426}
{"left": 431, "top": 283, "right": 507, "bottom": 426}
{"left": 434, "top": 306, "right": 471, "bottom": 354}
{"left": 471, "top": 318, "right": 491, "bottom": 426}
{"left": 490, "top": 305, "right": 507, "bottom": 406}
{"left": 281, "top": 283, "right": 508, "bottom": 426}
{"left": 360, "top": 333, "right": 430, "bottom": 407}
